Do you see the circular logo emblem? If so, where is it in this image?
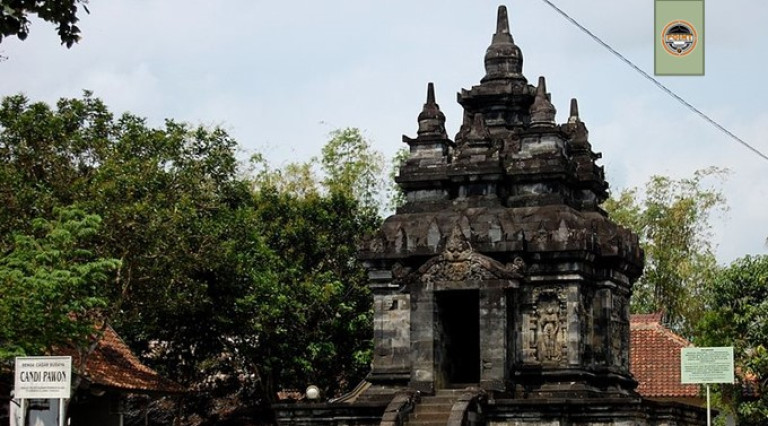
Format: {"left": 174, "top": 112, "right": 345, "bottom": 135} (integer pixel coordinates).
{"left": 662, "top": 20, "right": 698, "bottom": 56}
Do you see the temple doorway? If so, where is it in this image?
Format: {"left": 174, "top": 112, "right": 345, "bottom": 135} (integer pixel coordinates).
{"left": 435, "top": 289, "right": 480, "bottom": 386}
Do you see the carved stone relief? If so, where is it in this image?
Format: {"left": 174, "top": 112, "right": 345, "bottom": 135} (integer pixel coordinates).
{"left": 416, "top": 224, "right": 523, "bottom": 286}
{"left": 521, "top": 286, "right": 568, "bottom": 364}
{"left": 507, "top": 256, "right": 526, "bottom": 275}
{"left": 539, "top": 301, "right": 561, "bottom": 361}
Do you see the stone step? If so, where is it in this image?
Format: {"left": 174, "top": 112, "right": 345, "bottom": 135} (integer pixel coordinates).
{"left": 413, "top": 405, "right": 451, "bottom": 411}
{"left": 422, "top": 392, "right": 464, "bottom": 401}
{"left": 414, "top": 401, "right": 451, "bottom": 408}
{"left": 411, "top": 412, "right": 451, "bottom": 422}
{"left": 412, "top": 406, "right": 451, "bottom": 414}
{"left": 406, "top": 390, "right": 466, "bottom": 426}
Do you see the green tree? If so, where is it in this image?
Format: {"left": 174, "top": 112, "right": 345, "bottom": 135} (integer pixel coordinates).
{"left": 0, "top": 0, "right": 89, "bottom": 46}
{"left": 252, "top": 127, "right": 386, "bottom": 211}
{"left": 248, "top": 189, "right": 377, "bottom": 397}
{"left": 0, "top": 92, "right": 270, "bottom": 409}
{"left": 247, "top": 128, "right": 384, "bottom": 397}
{"left": 697, "top": 255, "right": 768, "bottom": 425}
{"left": 603, "top": 168, "right": 727, "bottom": 334}
{"left": 320, "top": 127, "right": 385, "bottom": 214}
{"left": 0, "top": 206, "right": 120, "bottom": 361}
{"left": 0, "top": 93, "right": 385, "bottom": 421}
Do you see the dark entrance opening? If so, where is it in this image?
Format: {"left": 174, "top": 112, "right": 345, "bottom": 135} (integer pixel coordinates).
{"left": 436, "top": 290, "right": 480, "bottom": 386}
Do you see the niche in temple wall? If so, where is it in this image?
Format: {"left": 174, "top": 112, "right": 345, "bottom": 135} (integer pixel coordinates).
{"left": 520, "top": 286, "right": 568, "bottom": 365}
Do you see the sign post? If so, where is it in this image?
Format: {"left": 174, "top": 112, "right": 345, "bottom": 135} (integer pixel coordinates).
{"left": 14, "top": 356, "right": 72, "bottom": 426}
{"left": 681, "top": 347, "right": 734, "bottom": 426}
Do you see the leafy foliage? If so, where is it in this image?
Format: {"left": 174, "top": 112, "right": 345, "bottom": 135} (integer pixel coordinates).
{"left": 0, "top": 92, "right": 267, "bottom": 406}
{"left": 248, "top": 189, "right": 377, "bottom": 397}
{"left": 0, "top": 207, "right": 120, "bottom": 360}
{"left": 603, "top": 168, "right": 728, "bottom": 334}
{"left": 697, "top": 255, "right": 768, "bottom": 425}
{"left": 388, "top": 146, "right": 409, "bottom": 211}
{"left": 0, "top": 0, "right": 89, "bottom": 47}
{"left": 0, "top": 93, "right": 384, "bottom": 422}
{"left": 253, "top": 127, "right": 387, "bottom": 213}
{"left": 247, "top": 128, "right": 383, "bottom": 396}
{"left": 320, "top": 128, "right": 385, "bottom": 213}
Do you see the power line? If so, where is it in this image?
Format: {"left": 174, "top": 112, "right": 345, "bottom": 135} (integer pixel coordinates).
{"left": 537, "top": 0, "right": 768, "bottom": 163}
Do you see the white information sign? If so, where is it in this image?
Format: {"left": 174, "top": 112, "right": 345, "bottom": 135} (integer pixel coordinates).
{"left": 681, "top": 347, "right": 734, "bottom": 384}
{"left": 14, "top": 356, "right": 72, "bottom": 399}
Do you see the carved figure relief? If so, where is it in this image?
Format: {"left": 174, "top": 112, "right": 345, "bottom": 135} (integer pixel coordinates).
{"left": 540, "top": 304, "right": 560, "bottom": 361}
{"left": 444, "top": 225, "right": 472, "bottom": 262}
{"left": 521, "top": 287, "right": 568, "bottom": 364}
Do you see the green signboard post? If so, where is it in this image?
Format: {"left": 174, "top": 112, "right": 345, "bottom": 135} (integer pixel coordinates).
{"left": 680, "top": 347, "right": 734, "bottom": 426}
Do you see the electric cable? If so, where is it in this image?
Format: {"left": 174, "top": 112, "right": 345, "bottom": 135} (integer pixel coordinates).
{"left": 538, "top": 0, "right": 768, "bottom": 163}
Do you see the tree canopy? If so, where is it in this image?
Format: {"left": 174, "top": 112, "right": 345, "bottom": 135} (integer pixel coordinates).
{"left": 0, "top": 93, "right": 384, "bottom": 422}
{"left": 697, "top": 255, "right": 768, "bottom": 425}
{"left": 247, "top": 127, "right": 382, "bottom": 396}
{"left": 0, "top": 207, "right": 120, "bottom": 360}
{"left": 604, "top": 168, "right": 768, "bottom": 422}
{"left": 0, "top": 0, "right": 88, "bottom": 46}
{"left": 603, "top": 167, "right": 727, "bottom": 334}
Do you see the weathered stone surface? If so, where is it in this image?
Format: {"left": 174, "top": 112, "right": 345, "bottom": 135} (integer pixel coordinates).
{"left": 358, "top": 0, "right": 644, "bottom": 404}
{"left": 275, "top": 4, "right": 707, "bottom": 426}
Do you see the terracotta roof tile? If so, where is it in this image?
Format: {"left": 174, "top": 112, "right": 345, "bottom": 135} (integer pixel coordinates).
{"left": 630, "top": 314, "right": 700, "bottom": 399}
{"left": 59, "top": 325, "right": 185, "bottom": 394}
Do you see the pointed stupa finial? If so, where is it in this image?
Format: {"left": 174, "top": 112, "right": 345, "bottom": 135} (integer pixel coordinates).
{"left": 426, "top": 82, "right": 436, "bottom": 105}
{"left": 415, "top": 82, "right": 447, "bottom": 139}
{"left": 496, "top": 5, "right": 510, "bottom": 36}
{"left": 568, "top": 98, "right": 580, "bottom": 123}
{"left": 401, "top": 83, "right": 452, "bottom": 164}
{"left": 567, "top": 97, "right": 590, "bottom": 145}
{"left": 530, "top": 76, "right": 556, "bottom": 126}
{"left": 482, "top": 5, "right": 523, "bottom": 82}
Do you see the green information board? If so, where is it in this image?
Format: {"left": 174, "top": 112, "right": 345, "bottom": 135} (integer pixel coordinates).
{"left": 654, "top": 0, "right": 705, "bottom": 75}
{"left": 681, "top": 347, "right": 734, "bottom": 384}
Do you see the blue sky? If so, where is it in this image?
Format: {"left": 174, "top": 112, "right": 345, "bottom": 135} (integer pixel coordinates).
{"left": 1, "top": 0, "right": 766, "bottom": 263}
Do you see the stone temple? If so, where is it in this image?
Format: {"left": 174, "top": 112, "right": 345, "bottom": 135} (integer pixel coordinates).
{"left": 274, "top": 5, "right": 707, "bottom": 426}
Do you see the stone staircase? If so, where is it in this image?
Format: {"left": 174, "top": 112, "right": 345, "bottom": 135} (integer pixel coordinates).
{"left": 406, "top": 388, "right": 465, "bottom": 426}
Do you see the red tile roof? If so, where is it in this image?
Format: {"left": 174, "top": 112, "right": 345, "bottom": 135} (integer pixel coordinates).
{"left": 60, "top": 324, "right": 185, "bottom": 394}
{"left": 630, "top": 313, "right": 700, "bottom": 399}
